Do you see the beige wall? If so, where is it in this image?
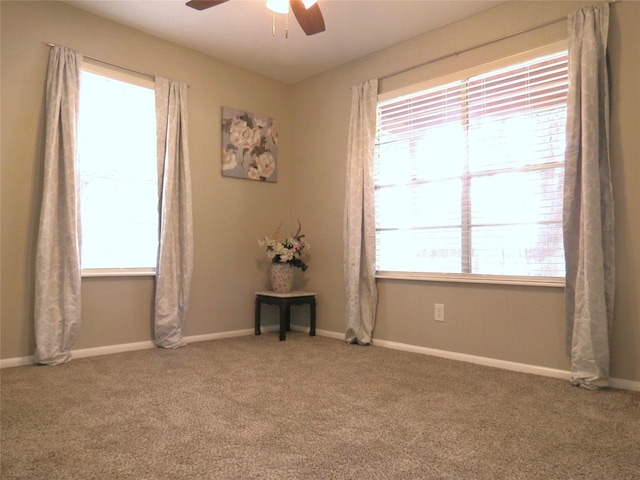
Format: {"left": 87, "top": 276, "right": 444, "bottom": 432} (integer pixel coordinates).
{"left": 290, "top": 1, "right": 639, "bottom": 383}
{"left": 1, "top": 0, "right": 292, "bottom": 358}
{"left": 2, "top": 1, "right": 638, "bottom": 384}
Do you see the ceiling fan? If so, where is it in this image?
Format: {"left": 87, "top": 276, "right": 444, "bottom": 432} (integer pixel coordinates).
{"left": 186, "top": 0, "right": 326, "bottom": 36}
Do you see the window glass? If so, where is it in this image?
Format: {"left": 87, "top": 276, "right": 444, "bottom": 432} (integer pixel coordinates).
{"left": 78, "top": 66, "right": 157, "bottom": 274}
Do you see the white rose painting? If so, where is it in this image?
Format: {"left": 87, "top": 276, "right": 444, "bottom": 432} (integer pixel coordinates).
{"left": 221, "top": 107, "right": 278, "bottom": 182}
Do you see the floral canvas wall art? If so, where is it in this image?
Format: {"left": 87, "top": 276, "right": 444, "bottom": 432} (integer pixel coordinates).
{"left": 221, "top": 107, "right": 278, "bottom": 182}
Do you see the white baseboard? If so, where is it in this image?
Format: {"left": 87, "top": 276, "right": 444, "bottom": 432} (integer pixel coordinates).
{"left": 0, "top": 329, "right": 255, "bottom": 369}
{"left": 72, "top": 340, "right": 156, "bottom": 360}
{"left": 608, "top": 377, "right": 640, "bottom": 392}
{"left": 370, "top": 337, "right": 640, "bottom": 392}
{"left": 3, "top": 327, "right": 638, "bottom": 392}
{"left": 0, "top": 356, "right": 35, "bottom": 368}
{"left": 297, "top": 327, "right": 640, "bottom": 392}
{"left": 184, "top": 328, "right": 255, "bottom": 343}
{"left": 372, "top": 338, "right": 571, "bottom": 380}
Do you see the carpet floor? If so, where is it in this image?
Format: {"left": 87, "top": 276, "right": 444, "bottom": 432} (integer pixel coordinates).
{"left": 1, "top": 333, "right": 639, "bottom": 479}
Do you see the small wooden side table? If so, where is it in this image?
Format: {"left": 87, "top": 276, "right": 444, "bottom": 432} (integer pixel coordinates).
{"left": 254, "top": 291, "right": 316, "bottom": 341}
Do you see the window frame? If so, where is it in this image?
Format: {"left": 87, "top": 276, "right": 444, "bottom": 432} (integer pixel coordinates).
{"left": 78, "top": 60, "right": 158, "bottom": 278}
{"left": 375, "top": 42, "right": 568, "bottom": 288}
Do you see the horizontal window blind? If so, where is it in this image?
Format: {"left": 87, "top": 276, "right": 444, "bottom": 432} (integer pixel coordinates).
{"left": 374, "top": 50, "right": 568, "bottom": 280}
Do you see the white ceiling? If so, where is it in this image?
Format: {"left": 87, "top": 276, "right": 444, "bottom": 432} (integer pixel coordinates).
{"left": 65, "top": 0, "right": 509, "bottom": 84}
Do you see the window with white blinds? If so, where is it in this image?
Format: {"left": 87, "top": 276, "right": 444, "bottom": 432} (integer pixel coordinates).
{"left": 374, "top": 48, "right": 568, "bottom": 285}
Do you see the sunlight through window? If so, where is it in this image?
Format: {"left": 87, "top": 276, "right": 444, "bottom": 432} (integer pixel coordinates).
{"left": 78, "top": 67, "right": 157, "bottom": 273}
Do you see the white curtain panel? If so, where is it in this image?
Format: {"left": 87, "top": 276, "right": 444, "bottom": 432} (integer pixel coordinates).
{"left": 154, "top": 78, "right": 194, "bottom": 349}
{"left": 344, "top": 79, "right": 379, "bottom": 345}
{"left": 563, "top": 3, "right": 615, "bottom": 389}
{"left": 34, "top": 46, "right": 83, "bottom": 365}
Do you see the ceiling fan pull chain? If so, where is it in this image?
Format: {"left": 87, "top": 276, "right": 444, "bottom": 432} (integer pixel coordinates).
{"left": 272, "top": 10, "right": 276, "bottom": 36}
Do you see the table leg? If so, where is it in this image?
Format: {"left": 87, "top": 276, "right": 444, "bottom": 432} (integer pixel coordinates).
{"left": 286, "top": 306, "right": 291, "bottom": 331}
{"left": 279, "top": 302, "right": 289, "bottom": 341}
{"left": 310, "top": 298, "right": 316, "bottom": 337}
{"left": 254, "top": 298, "right": 261, "bottom": 335}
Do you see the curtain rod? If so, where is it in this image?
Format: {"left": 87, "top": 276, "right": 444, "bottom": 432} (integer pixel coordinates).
{"left": 46, "top": 43, "right": 189, "bottom": 87}
{"left": 378, "top": 16, "right": 567, "bottom": 82}
{"left": 47, "top": 43, "right": 156, "bottom": 79}
{"left": 378, "top": 0, "right": 617, "bottom": 83}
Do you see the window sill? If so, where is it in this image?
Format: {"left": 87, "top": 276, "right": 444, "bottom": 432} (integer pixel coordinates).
{"left": 81, "top": 268, "right": 156, "bottom": 278}
{"left": 375, "top": 271, "right": 565, "bottom": 288}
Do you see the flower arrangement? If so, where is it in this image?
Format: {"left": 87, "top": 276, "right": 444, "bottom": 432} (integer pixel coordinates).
{"left": 259, "top": 221, "right": 309, "bottom": 271}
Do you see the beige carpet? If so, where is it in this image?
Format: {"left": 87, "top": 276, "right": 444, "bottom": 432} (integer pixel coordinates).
{"left": 1, "top": 333, "right": 639, "bottom": 479}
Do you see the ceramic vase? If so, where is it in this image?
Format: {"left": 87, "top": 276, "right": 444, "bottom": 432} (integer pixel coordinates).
{"left": 270, "top": 263, "right": 294, "bottom": 293}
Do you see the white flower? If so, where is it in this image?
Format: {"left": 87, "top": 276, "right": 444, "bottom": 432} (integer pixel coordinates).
{"left": 247, "top": 166, "right": 260, "bottom": 180}
{"left": 229, "top": 118, "right": 247, "bottom": 148}
{"left": 256, "top": 152, "right": 276, "bottom": 179}
{"left": 229, "top": 117, "right": 261, "bottom": 153}
{"left": 258, "top": 223, "right": 309, "bottom": 271}
{"left": 254, "top": 115, "right": 268, "bottom": 130}
{"left": 222, "top": 149, "right": 237, "bottom": 171}
{"left": 273, "top": 244, "right": 294, "bottom": 262}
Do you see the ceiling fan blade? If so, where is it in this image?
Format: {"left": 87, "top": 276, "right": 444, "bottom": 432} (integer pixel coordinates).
{"left": 290, "top": 0, "right": 326, "bottom": 36}
{"left": 186, "top": 0, "right": 229, "bottom": 11}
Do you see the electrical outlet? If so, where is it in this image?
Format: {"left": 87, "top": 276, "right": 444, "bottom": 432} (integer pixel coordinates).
{"left": 434, "top": 303, "right": 445, "bottom": 321}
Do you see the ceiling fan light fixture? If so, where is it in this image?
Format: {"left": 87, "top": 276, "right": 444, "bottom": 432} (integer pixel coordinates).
{"left": 266, "top": 0, "right": 289, "bottom": 14}
{"left": 186, "top": 0, "right": 325, "bottom": 37}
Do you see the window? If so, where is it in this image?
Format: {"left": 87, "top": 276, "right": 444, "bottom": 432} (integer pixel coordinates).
{"left": 77, "top": 61, "right": 158, "bottom": 276}
{"left": 374, "top": 47, "right": 568, "bottom": 285}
